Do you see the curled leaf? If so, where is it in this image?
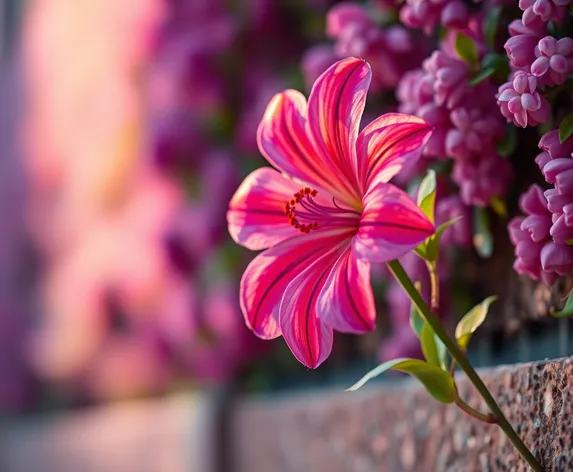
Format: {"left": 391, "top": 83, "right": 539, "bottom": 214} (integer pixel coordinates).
{"left": 550, "top": 289, "right": 573, "bottom": 318}
{"left": 455, "top": 296, "right": 497, "bottom": 348}
{"left": 409, "top": 281, "right": 425, "bottom": 337}
{"left": 347, "top": 358, "right": 456, "bottom": 403}
{"left": 559, "top": 113, "right": 573, "bottom": 144}
{"left": 417, "top": 169, "right": 437, "bottom": 223}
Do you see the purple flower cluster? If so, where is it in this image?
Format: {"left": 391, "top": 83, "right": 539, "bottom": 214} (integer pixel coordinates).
{"left": 510, "top": 131, "right": 573, "bottom": 285}
{"left": 499, "top": 0, "right": 572, "bottom": 128}
{"left": 399, "top": 0, "right": 469, "bottom": 35}
{"left": 397, "top": 18, "right": 511, "bottom": 208}
{"left": 302, "top": 2, "right": 424, "bottom": 93}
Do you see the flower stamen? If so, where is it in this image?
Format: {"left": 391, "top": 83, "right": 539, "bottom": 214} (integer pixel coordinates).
{"left": 284, "top": 188, "right": 360, "bottom": 233}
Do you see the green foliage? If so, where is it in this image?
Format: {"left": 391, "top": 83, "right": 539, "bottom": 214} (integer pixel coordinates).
{"left": 421, "top": 322, "right": 448, "bottom": 370}
{"left": 559, "top": 113, "right": 573, "bottom": 143}
{"left": 496, "top": 125, "right": 517, "bottom": 157}
{"left": 550, "top": 289, "right": 573, "bottom": 318}
{"left": 409, "top": 281, "right": 425, "bottom": 337}
{"left": 485, "top": 6, "right": 502, "bottom": 49}
{"left": 473, "top": 207, "right": 493, "bottom": 258}
{"left": 414, "top": 170, "right": 463, "bottom": 263}
{"left": 455, "top": 33, "right": 479, "bottom": 68}
{"left": 417, "top": 169, "right": 437, "bottom": 223}
{"left": 469, "top": 54, "right": 509, "bottom": 86}
{"left": 490, "top": 196, "right": 507, "bottom": 218}
{"left": 347, "top": 358, "right": 456, "bottom": 403}
{"left": 425, "top": 217, "right": 462, "bottom": 262}
{"left": 455, "top": 296, "right": 497, "bottom": 348}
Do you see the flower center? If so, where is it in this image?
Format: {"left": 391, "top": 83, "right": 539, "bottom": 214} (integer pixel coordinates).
{"left": 284, "top": 187, "right": 360, "bottom": 233}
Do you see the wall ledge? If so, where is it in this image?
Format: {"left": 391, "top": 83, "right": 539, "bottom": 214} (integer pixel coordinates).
{"left": 231, "top": 357, "right": 573, "bottom": 472}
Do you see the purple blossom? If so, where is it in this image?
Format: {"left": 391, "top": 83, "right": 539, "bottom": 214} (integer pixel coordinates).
{"left": 301, "top": 44, "right": 337, "bottom": 91}
{"left": 508, "top": 184, "right": 573, "bottom": 285}
{"left": 452, "top": 151, "right": 512, "bottom": 207}
{"left": 423, "top": 51, "right": 469, "bottom": 109}
{"left": 445, "top": 107, "right": 502, "bottom": 160}
{"left": 327, "top": 4, "right": 420, "bottom": 91}
{"left": 539, "top": 129, "right": 573, "bottom": 160}
{"left": 417, "top": 103, "right": 452, "bottom": 158}
{"left": 504, "top": 20, "right": 546, "bottom": 69}
{"left": 436, "top": 195, "right": 472, "bottom": 247}
{"left": 531, "top": 36, "right": 573, "bottom": 86}
{"left": 497, "top": 71, "right": 550, "bottom": 128}
{"left": 396, "top": 69, "right": 434, "bottom": 114}
{"left": 400, "top": 0, "right": 468, "bottom": 35}
{"left": 519, "top": 0, "right": 569, "bottom": 27}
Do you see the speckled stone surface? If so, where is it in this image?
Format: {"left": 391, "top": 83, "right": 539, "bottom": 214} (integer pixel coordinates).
{"left": 230, "top": 357, "right": 573, "bottom": 472}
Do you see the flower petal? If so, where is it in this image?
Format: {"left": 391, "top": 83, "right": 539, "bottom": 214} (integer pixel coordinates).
{"left": 357, "top": 113, "right": 433, "bottom": 190}
{"left": 257, "top": 90, "right": 331, "bottom": 191}
{"left": 307, "top": 57, "right": 372, "bottom": 204}
{"left": 279, "top": 239, "right": 350, "bottom": 368}
{"left": 318, "top": 247, "right": 376, "bottom": 334}
{"left": 353, "top": 182, "right": 435, "bottom": 262}
{"left": 227, "top": 167, "right": 303, "bottom": 251}
{"left": 240, "top": 229, "right": 352, "bottom": 340}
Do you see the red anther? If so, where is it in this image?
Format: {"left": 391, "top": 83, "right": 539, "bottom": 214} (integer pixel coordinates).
{"left": 284, "top": 187, "right": 320, "bottom": 233}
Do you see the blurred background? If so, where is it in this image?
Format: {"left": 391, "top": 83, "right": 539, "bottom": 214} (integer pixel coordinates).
{"left": 1, "top": 0, "right": 573, "bottom": 471}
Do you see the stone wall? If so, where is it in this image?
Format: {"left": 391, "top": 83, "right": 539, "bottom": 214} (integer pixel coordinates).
{"left": 2, "top": 358, "right": 572, "bottom": 471}
{"left": 230, "top": 357, "right": 573, "bottom": 472}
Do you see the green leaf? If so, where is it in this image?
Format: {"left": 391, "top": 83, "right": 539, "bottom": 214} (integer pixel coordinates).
{"left": 469, "top": 67, "right": 496, "bottom": 86}
{"left": 485, "top": 6, "right": 502, "bottom": 49}
{"left": 409, "top": 281, "right": 425, "bottom": 337}
{"left": 455, "top": 296, "right": 497, "bottom": 348}
{"left": 473, "top": 207, "right": 493, "bottom": 258}
{"left": 417, "top": 170, "right": 437, "bottom": 223}
{"left": 421, "top": 322, "right": 440, "bottom": 367}
{"left": 434, "top": 334, "right": 448, "bottom": 370}
{"left": 559, "top": 113, "right": 573, "bottom": 144}
{"left": 550, "top": 289, "right": 573, "bottom": 318}
{"left": 490, "top": 196, "right": 507, "bottom": 218}
{"left": 567, "top": 238, "right": 573, "bottom": 245}
{"left": 425, "top": 216, "right": 463, "bottom": 262}
{"left": 455, "top": 33, "right": 479, "bottom": 68}
{"left": 496, "top": 125, "right": 517, "bottom": 157}
{"left": 347, "top": 358, "right": 456, "bottom": 403}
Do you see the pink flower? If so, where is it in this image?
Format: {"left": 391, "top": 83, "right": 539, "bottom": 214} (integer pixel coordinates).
{"left": 531, "top": 36, "right": 573, "bottom": 86}
{"left": 497, "top": 71, "right": 550, "bottom": 128}
{"left": 227, "top": 58, "right": 434, "bottom": 368}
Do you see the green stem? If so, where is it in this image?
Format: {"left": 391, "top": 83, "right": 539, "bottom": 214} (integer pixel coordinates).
{"left": 387, "top": 259, "right": 544, "bottom": 472}
{"left": 454, "top": 389, "right": 498, "bottom": 424}
{"left": 427, "top": 261, "right": 439, "bottom": 316}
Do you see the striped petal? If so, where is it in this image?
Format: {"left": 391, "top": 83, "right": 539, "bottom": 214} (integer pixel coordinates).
{"left": 357, "top": 113, "right": 433, "bottom": 191}
{"left": 257, "top": 90, "right": 329, "bottom": 191}
{"left": 279, "top": 237, "right": 350, "bottom": 368}
{"left": 353, "top": 182, "right": 435, "bottom": 262}
{"left": 240, "top": 229, "right": 352, "bottom": 340}
{"left": 227, "top": 167, "right": 301, "bottom": 251}
{"left": 307, "top": 57, "right": 371, "bottom": 205}
{"left": 318, "top": 247, "right": 376, "bottom": 334}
